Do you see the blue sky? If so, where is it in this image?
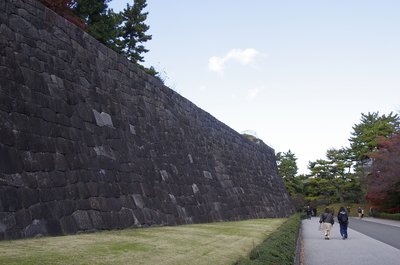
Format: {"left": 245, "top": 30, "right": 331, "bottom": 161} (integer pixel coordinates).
{"left": 109, "top": 1, "right": 400, "bottom": 174}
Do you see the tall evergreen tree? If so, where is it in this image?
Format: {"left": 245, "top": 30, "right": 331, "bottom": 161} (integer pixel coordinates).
{"left": 349, "top": 112, "right": 400, "bottom": 163}
{"left": 308, "top": 148, "right": 360, "bottom": 203}
{"left": 276, "top": 150, "right": 300, "bottom": 195}
{"left": 74, "top": 0, "right": 120, "bottom": 51}
{"left": 118, "top": 0, "right": 152, "bottom": 64}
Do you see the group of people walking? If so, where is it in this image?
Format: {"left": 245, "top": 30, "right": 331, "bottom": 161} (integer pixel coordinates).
{"left": 305, "top": 206, "right": 352, "bottom": 240}
{"left": 304, "top": 206, "right": 376, "bottom": 240}
{"left": 318, "top": 206, "right": 349, "bottom": 240}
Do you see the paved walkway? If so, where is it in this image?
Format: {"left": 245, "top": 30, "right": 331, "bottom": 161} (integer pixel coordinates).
{"left": 299, "top": 217, "right": 400, "bottom": 264}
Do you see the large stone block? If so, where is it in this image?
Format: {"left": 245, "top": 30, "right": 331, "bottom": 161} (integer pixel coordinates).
{"left": 86, "top": 181, "right": 99, "bottom": 197}
{"left": 102, "top": 212, "right": 121, "bottom": 230}
{"left": 20, "top": 151, "right": 40, "bottom": 171}
{"left": 45, "top": 219, "right": 62, "bottom": 236}
{"left": 59, "top": 199, "right": 76, "bottom": 216}
{"left": 119, "top": 208, "right": 135, "bottom": 227}
{"left": 15, "top": 209, "right": 31, "bottom": 229}
{"left": 87, "top": 210, "right": 105, "bottom": 230}
{"left": 107, "top": 197, "right": 121, "bottom": 212}
{"left": 0, "top": 212, "right": 16, "bottom": 235}
{"left": 38, "top": 188, "right": 55, "bottom": 202}
{"left": 20, "top": 187, "right": 39, "bottom": 208}
{"left": 72, "top": 210, "right": 92, "bottom": 231}
{"left": 0, "top": 145, "right": 23, "bottom": 174}
{"left": 0, "top": 186, "right": 22, "bottom": 212}
{"left": 59, "top": 215, "right": 78, "bottom": 235}
{"left": 75, "top": 199, "right": 91, "bottom": 210}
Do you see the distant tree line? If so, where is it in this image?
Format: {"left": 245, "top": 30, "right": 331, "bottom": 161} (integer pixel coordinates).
{"left": 38, "top": 0, "right": 157, "bottom": 75}
{"left": 277, "top": 111, "right": 400, "bottom": 213}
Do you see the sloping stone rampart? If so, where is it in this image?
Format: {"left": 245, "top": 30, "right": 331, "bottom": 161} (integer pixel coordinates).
{"left": 0, "top": 0, "right": 295, "bottom": 240}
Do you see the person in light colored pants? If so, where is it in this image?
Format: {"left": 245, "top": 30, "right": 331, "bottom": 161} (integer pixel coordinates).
{"left": 358, "top": 207, "right": 363, "bottom": 219}
{"left": 319, "top": 207, "right": 334, "bottom": 240}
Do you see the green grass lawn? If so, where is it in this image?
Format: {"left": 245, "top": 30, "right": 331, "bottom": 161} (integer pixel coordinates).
{"left": 0, "top": 218, "right": 286, "bottom": 265}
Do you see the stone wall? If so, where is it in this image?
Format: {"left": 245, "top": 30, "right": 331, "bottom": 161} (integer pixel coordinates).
{"left": 0, "top": 0, "right": 295, "bottom": 240}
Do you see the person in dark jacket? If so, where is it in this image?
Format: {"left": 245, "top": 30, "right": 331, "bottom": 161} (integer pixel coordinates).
{"left": 337, "top": 206, "right": 349, "bottom": 240}
{"left": 305, "top": 206, "right": 312, "bottom": 219}
{"left": 357, "top": 206, "right": 363, "bottom": 219}
{"left": 319, "top": 207, "right": 334, "bottom": 240}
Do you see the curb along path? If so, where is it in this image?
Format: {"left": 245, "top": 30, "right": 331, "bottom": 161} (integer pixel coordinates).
{"left": 299, "top": 217, "right": 400, "bottom": 264}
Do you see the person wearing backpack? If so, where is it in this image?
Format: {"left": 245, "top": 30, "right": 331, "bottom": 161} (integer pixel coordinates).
{"left": 337, "top": 206, "right": 349, "bottom": 240}
{"left": 319, "top": 208, "right": 334, "bottom": 240}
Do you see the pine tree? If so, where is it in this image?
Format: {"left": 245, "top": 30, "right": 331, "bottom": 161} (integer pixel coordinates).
{"left": 307, "top": 148, "right": 360, "bottom": 203}
{"left": 74, "top": 0, "right": 120, "bottom": 51}
{"left": 118, "top": 0, "right": 152, "bottom": 64}
{"left": 276, "top": 150, "right": 299, "bottom": 195}
{"left": 349, "top": 112, "right": 400, "bottom": 163}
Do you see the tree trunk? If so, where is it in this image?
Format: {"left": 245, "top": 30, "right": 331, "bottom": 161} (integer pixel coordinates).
{"left": 338, "top": 188, "right": 345, "bottom": 203}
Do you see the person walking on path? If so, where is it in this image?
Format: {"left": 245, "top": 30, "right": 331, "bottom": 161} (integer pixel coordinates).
{"left": 369, "top": 207, "right": 374, "bottom": 217}
{"left": 358, "top": 207, "right": 363, "bottom": 219}
{"left": 305, "top": 206, "right": 312, "bottom": 219}
{"left": 301, "top": 217, "right": 400, "bottom": 264}
{"left": 337, "top": 206, "right": 349, "bottom": 239}
{"left": 319, "top": 208, "right": 334, "bottom": 240}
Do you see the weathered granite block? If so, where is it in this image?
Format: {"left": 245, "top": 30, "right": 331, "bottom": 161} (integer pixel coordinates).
{"left": 15, "top": 208, "right": 31, "bottom": 229}
{"left": 102, "top": 212, "right": 121, "bottom": 230}
{"left": 59, "top": 199, "right": 76, "bottom": 216}
{"left": 19, "top": 187, "right": 39, "bottom": 209}
{"left": 29, "top": 203, "right": 50, "bottom": 220}
{"left": 59, "top": 215, "right": 77, "bottom": 235}
{"left": 107, "top": 197, "right": 121, "bottom": 212}
{"left": 72, "top": 210, "right": 92, "bottom": 231}
{"left": 119, "top": 208, "right": 135, "bottom": 227}
{"left": 75, "top": 199, "right": 91, "bottom": 211}
{"left": 45, "top": 219, "right": 62, "bottom": 236}
{"left": 87, "top": 210, "right": 105, "bottom": 230}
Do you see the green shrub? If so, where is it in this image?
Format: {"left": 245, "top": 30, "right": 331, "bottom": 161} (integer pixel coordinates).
{"left": 238, "top": 213, "right": 303, "bottom": 265}
{"left": 373, "top": 212, "right": 400, "bottom": 220}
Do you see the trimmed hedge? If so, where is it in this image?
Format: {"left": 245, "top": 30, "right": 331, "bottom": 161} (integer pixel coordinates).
{"left": 373, "top": 212, "right": 400, "bottom": 221}
{"left": 238, "top": 213, "right": 305, "bottom": 265}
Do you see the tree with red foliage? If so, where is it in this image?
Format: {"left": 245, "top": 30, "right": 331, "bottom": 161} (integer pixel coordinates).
{"left": 37, "top": 0, "right": 86, "bottom": 30}
{"left": 366, "top": 133, "right": 400, "bottom": 213}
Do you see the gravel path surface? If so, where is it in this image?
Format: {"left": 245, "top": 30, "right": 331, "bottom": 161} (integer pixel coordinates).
{"left": 299, "top": 217, "right": 400, "bottom": 264}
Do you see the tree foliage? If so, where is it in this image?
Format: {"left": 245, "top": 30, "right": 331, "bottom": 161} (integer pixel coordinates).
{"left": 349, "top": 112, "right": 400, "bottom": 163}
{"left": 280, "top": 111, "right": 400, "bottom": 207}
{"left": 39, "top": 0, "right": 154, "bottom": 70}
{"left": 74, "top": 0, "right": 120, "bottom": 51}
{"left": 117, "top": 0, "right": 152, "bottom": 64}
{"left": 366, "top": 133, "right": 400, "bottom": 213}
{"left": 307, "top": 148, "right": 360, "bottom": 203}
{"left": 276, "top": 150, "right": 301, "bottom": 195}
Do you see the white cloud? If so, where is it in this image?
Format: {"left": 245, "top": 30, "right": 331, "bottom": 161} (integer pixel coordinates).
{"left": 199, "top": 85, "right": 207, "bottom": 91}
{"left": 246, "top": 88, "right": 260, "bottom": 101}
{"left": 208, "top": 48, "right": 260, "bottom": 75}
